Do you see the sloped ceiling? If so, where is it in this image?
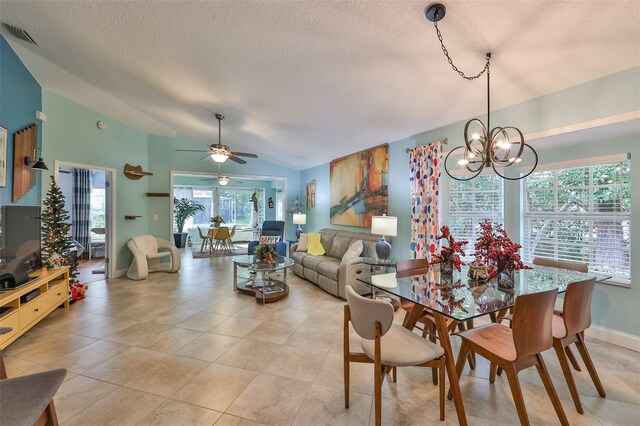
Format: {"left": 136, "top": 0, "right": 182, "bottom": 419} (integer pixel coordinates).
{"left": 1, "top": 1, "right": 639, "bottom": 169}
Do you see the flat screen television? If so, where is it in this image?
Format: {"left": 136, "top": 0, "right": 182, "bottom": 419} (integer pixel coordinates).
{"left": 0, "top": 205, "right": 42, "bottom": 286}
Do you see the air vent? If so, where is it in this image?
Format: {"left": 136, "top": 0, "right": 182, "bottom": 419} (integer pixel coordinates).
{"left": 2, "top": 22, "right": 39, "bottom": 46}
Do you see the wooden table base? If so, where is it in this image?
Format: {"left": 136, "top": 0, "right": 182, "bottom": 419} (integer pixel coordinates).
{"left": 237, "top": 281, "right": 289, "bottom": 304}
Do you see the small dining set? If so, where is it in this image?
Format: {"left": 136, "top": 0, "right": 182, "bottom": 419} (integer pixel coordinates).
{"left": 196, "top": 225, "right": 237, "bottom": 254}
{"left": 347, "top": 257, "right": 609, "bottom": 426}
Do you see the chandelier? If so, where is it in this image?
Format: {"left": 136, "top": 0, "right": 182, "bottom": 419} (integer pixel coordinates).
{"left": 426, "top": 3, "right": 538, "bottom": 181}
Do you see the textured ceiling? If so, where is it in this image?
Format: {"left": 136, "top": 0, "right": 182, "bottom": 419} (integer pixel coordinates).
{"left": 1, "top": 1, "right": 639, "bottom": 169}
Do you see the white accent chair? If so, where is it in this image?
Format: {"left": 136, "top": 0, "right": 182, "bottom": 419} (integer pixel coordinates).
{"left": 126, "top": 236, "right": 180, "bottom": 280}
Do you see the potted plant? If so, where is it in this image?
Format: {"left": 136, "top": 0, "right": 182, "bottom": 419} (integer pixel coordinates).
{"left": 173, "top": 197, "right": 205, "bottom": 248}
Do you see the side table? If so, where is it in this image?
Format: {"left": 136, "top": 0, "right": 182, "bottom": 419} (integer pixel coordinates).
{"left": 361, "top": 257, "right": 400, "bottom": 311}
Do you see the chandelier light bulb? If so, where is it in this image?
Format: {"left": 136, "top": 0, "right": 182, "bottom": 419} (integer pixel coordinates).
{"left": 471, "top": 133, "right": 481, "bottom": 140}
{"left": 457, "top": 158, "right": 470, "bottom": 166}
{"left": 468, "top": 152, "right": 476, "bottom": 158}
{"left": 515, "top": 158, "right": 522, "bottom": 163}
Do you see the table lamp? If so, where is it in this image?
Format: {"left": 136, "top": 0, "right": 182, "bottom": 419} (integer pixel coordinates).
{"left": 293, "top": 213, "right": 306, "bottom": 240}
{"left": 371, "top": 214, "right": 397, "bottom": 259}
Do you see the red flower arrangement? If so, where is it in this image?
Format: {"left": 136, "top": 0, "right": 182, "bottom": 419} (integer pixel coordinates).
{"left": 474, "top": 222, "right": 531, "bottom": 280}
{"left": 431, "top": 226, "right": 468, "bottom": 272}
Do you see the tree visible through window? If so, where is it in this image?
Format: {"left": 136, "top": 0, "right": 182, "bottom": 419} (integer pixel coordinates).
{"left": 523, "top": 160, "right": 631, "bottom": 281}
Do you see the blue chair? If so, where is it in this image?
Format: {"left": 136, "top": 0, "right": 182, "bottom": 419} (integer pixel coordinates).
{"left": 248, "top": 220, "right": 287, "bottom": 257}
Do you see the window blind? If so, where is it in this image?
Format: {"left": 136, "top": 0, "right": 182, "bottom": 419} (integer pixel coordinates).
{"left": 523, "top": 160, "right": 631, "bottom": 281}
{"left": 449, "top": 174, "right": 504, "bottom": 257}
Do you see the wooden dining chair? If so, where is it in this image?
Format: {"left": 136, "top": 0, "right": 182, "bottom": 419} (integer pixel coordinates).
{"left": 453, "top": 288, "right": 569, "bottom": 426}
{"left": 196, "top": 226, "right": 211, "bottom": 252}
{"left": 344, "top": 285, "right": 446, "bottom": 426}
{"left": 552, "top": 277, "right": 605, "bottom": 414}
{"left": 532, "top": 257, "right": 588, "bottom": 273}
{"left": 395, "top": 259, "right": 476, "bottom": 385}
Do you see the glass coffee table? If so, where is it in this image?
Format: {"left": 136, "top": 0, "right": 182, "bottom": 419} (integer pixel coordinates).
{"left": 231, "top": 255, "right": 294, "bottom": 304}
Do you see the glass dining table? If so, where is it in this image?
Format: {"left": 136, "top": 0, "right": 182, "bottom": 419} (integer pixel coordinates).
{"left": 357, "top": 264, "right": 610, "bottom": 426}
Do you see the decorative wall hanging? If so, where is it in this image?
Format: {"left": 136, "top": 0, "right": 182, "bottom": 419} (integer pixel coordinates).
{"left": 330, "top": 144, "right": 388, "bottom": 227}
{"left": 268, "top": 197, "right": 274, "bottom": 209}
{"left": 409, "top": 142, "right": 442, "bottom": 261}
{"left": 0, "top": 126, "right": 7, "bottom": 188}
{"left": 309, "top": 179, "right": 316, "bottom": 208}
{"left": 123, "top": 163, "right": 153, "bottom": 180}
{"left": 12, "top": 124, "right": 38, "bottom": 202}
{"left": 425, "top": 3, "right": 538, "bottom": 181}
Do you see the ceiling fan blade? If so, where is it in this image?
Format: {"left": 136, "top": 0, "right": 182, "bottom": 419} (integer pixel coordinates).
{"left": 199, "top": 155, "right": 213, "bottom": 161}
{"left": 175, "top": 149, "right": 209, "bottom": 153}
{"left": 227, "top": 154, "right": 247, "bottom": 164}
{"left": 231, "top": 151, "right": 258, "bottom": 158}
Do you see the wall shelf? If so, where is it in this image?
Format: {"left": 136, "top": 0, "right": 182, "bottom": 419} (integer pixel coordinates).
{"left": 124, "top": 215, "right": 142, "bottom": 220}
{"left": 146, "top": 192, "right": 170, "bottom": 197}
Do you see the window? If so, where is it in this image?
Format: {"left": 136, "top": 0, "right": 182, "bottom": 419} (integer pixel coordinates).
{"left": 449, "top": 174, "right": 504, "bottom": 256}
{"left": 523, "top": 159, "right": 631, "bottom": 282}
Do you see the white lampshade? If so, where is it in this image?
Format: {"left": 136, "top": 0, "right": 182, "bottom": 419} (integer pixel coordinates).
{"left": 211, "top": 152, "right": 229, "bottom": 163}
{"left": 371, "top": 215, "right": 397, "bottom": 237}
{"left": 293, "top": 213, "right": 307, "bottom": 225}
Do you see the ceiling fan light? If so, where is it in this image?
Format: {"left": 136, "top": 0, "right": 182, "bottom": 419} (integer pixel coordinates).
{"left": 218, "top": 176, "right": 230, "bottom": 185}
{"left": 211, "top": 152, "right": 229, "bottom": 163}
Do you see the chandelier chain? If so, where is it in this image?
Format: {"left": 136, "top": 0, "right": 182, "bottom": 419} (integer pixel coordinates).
{"left": 434, "top": 20, "right": 490, "bottom": 80}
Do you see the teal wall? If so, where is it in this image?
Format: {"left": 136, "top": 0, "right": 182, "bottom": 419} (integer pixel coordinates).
{"left": 0, "top": 36, "right": 42, "bottom": 206}
{"left": 301, "top": 66, "right": 640, "bottom": 336}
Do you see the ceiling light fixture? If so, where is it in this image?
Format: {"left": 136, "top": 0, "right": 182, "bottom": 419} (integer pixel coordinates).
{"left": 210, "top": 114, "right": 230, "bottom": 163}
{"left": 218, "top": 175, "right": 230, "bottom": 186}
{"left": 426, "top": 3, "right": 538, "bottom": 181}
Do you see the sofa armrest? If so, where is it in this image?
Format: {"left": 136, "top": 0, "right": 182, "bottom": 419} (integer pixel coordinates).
{"left": 338, "top": 256, "right": 371, "bottom": 299}
{"left": 290, "top": 242, "right": 299, "bottom": 253}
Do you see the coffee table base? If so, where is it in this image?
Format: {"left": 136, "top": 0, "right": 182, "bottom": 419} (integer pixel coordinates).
{"left": 237, "top": 281, "right": 289, "bottom": 304}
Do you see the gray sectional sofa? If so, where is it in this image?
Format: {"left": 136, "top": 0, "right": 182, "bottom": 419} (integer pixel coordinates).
{"left": 290, "top": 228, "right": 391, "bottom": 299}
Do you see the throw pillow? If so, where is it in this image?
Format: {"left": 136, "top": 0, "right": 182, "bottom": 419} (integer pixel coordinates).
{"left": 340, "top": 240, "right": 363, "bottom": 266}
{"left": 296, "top": 233, "right": 309, "bottom": 252}
{"left": 307, "top": 232, "right": 326, "bottom": 256}
{"left": 259, "top": 236, "right": 280, "bottom": 244}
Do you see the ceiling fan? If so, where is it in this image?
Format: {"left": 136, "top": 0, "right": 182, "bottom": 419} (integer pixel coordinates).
{"left": 175, "top": 113, "right": 258, "bottom": 164}
{"left": 199, "top": 164, "right": 243, "bottom": 186}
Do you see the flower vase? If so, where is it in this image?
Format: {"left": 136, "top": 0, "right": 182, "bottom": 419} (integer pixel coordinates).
{"left": 440, "top": 253, "right": 454, "bottom": 276}
{"left": 497, "top": 268, "right": 515, "bottom": 289}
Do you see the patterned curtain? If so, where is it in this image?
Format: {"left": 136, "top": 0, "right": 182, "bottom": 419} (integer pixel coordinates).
{"left": 409, "top": 142, "right": 442, "bottom": 261}
{"left": 73, "top": 169, "right": 91, "bottom": 259}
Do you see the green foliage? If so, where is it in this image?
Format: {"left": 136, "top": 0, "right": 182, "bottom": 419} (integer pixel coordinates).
{"left": 173, "top": 197, "right": 205, "bottom": 233}
{"left": 41, "top": 176, "right": 79, "bottom": 284}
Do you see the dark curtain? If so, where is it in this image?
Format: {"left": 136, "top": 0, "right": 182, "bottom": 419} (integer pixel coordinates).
{"left": 73, "top": 169, "right": 91, "bottom": 259}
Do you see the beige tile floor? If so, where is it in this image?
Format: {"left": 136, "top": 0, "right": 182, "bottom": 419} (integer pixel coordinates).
{"left": 3, "top": 250, "right": 639, "bottom": 425}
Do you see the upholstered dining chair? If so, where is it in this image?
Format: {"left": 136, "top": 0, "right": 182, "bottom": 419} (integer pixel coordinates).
{"left": 344, "top": 285, "right": 446, "bottom": 426}
{"left": 453, "top": 288, "right": 569, "bottom": 426}
{"left": 395, "top": 259, "right": 475, "bottom": 385}
{"left": 196, "top": 226, "right": 212, "bottom": 253}
{"left": 227, "top": 225, "right": 237, "bottom": 249}
{"left": 0, "top": 368, "right": 67, "bottom": 426}
{"left": 552, "top": 277, "right": 605, "bottom": 414}
{"left": 212, "top": 226, "right": 231, "bottom": 254}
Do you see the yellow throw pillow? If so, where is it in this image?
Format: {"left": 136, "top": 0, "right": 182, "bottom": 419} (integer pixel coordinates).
{"left": 307, "top": 232, "right": 326, "bottom": 256}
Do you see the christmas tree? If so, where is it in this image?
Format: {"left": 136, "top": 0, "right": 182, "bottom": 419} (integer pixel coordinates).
{"left": 41, "top": 175, "right": 79, "bottom": 284}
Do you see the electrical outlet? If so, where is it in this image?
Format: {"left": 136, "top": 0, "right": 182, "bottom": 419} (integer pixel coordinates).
{"left": 153, "top": 214, "right": 158, "bottom": 221}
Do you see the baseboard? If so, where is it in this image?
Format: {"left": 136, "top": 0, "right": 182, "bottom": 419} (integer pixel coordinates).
{"left": 585, "top": 324, "right": 640, "bottom": 352}
{"left": 113, "top": 268, "right": 127, "bottom": 278}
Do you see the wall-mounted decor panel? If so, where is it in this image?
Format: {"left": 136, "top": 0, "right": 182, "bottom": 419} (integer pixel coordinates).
{"left": 329, "top": 144, "right": 388, "bottom": 227}
{"left": 12, "top": 124, "right": 37, "bottom": 202}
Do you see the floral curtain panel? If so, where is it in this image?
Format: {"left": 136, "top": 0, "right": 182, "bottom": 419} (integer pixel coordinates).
{"left": 409, "top": 142, "right": 442, "bottom": 261}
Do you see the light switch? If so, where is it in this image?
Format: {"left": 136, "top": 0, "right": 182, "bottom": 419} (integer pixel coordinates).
{"left": 153, "top": 214, "right": 158, "bottom": 221}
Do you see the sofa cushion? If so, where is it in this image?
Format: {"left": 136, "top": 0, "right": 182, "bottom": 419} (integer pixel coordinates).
{"left": 317, "top": 258, "right": 340, "bottom": 281}
{"left": 290, "top": 251, "right": 309, "bottom": 265}
{"left": 320, "top": 232, "right": 336, "bottom": 253}
{"left": 307, "top": 233, "right": 326, "bottom": 256}
{"left": 328, "top": 236, "right": 353, "bottom": 259}
{"left": 302, "top": 255, "right": 331, "bottom": 270}
{"left": 318, "top": 274, "right": 339, "bottom": 296}
{"left": 297, "top": 233, "right": 309, "bottom": 251}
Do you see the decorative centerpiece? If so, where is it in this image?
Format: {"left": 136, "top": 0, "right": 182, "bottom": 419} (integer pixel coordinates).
{"left": 254, "top": 244, "right": 277, "bottom": 265}
{"left": 47, "top": 252, "right": 63, "bottom": 269}
{"left": 211, "top": 214, "right": 225, "bottom": 228}
{"left": 474, "top": 222, "right": 531, "bottom": 289}
{"left": 467, "top": 260, "right": 489, "bottom": 281}
{"left": 431, "top": 226, "right": 468, "bottom": 276}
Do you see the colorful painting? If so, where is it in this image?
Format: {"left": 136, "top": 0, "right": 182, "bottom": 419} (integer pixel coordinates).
{"left": 330, "top": 144, "right": 388, "bottom": 227}
{"left": 309, "top": 179, "right": 316, "bottom": 208}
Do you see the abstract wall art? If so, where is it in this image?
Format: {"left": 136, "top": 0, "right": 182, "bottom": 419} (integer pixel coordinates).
{"left": 330, "top": 144, "right": 388, "bottom": 227}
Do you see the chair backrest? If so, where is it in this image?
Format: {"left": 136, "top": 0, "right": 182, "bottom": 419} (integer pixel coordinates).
{"left": 131, "top": 235, "right": 158, "bottom": 254}
{"left": 215, "top": 227, "right": 230, "bottom": 240}
{"left": 396, "top": 259, "right": 431, "bottom": 278}
{"left": 196, "top": 226, "right": 208, "bottom": 239}
{"left": 511, "top": 288, "right": 558, "bottom": 359}
{"left": 562, "top": 278, "right": 596, "bottom": 337}
{"left": 261, "top": 221, "right": 285, "bottom": 238}
{"left": 533, "top": 257, "right": 588, "bottom": 273}
{"left": 345, "top": 285, "right": 394, "bottom": 340}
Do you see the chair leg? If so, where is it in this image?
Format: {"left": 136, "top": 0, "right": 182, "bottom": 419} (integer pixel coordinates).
{"left": 489, "top": 362, "right": 497, "bottom": 384}
{"left": 503, "top": 364, "right": 530, "bottom": 426}
{"left": 374, "top": 360, "right": 382, "bottom": 426}
{"left": 535, "top": 354, "right": 569, "bottom": 426}
{"left": 447, "top": 340, "right": 470, "bottom": 401}
{"left": 392, "top": 366, "right": 397, "bottom": 383}
{"left": 426, "top": 321, "right": 438, "bottom": 386}
{"left": 343, "top": 308, "right": 350, "bottom": 409}
{"left": 575, "top": 333, "right": 606, "bottom": 397}
{"left": 439, "top": 357, "right": 446, "bottom": 421}
{"left": 553, "top": 340, "right": 583, "bottom": 414}
{"left": 565, "top": 346, "right": 582, "bottom": 372}
{"left": 46, "top": 400, "right": 60, "bottom": 426}
{"left": 457, "top": 322, "right": 476, "bottom": 370}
